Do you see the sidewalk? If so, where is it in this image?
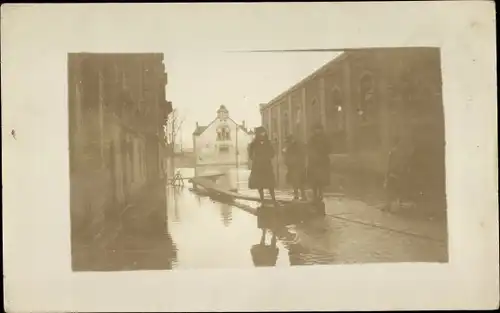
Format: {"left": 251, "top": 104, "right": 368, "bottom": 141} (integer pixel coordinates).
{"left": 323, "top": 196, "right": 448, "bottom": 242}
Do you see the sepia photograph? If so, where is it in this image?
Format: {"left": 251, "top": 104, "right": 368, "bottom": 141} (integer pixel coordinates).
{"left": 69, "top": 47, "right": 448, "bottom": 271}
{"left": 3, "top": 2, "right": 498, "bottom": 312}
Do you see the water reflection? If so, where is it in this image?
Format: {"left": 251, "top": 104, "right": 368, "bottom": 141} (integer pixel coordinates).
{"left": 250, "top": 229, "right": 279, "bottom": 267}
{"left": 167, "top": 185, "right": 183, "bottom": 223}
{"left": 219, "top": 203, "right": 233, "bottom": 227}
{"left": 73, "top": 161, "right": 447, "bottom": 271}
{"left": 72, "top": 183, "right": 178, "bottom": 271}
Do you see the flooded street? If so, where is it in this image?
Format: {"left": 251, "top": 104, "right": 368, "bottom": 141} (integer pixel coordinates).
{"left": 167, "top": 166, "right": 290, "bottom": 269}
{"left": 164, "top": 165, "right": 448, "bottom": 269}
{"left": 72, "top": 163, "right": 447, "bottom": 271}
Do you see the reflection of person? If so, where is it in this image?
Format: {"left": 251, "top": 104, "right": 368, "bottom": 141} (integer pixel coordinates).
{"left": 283, "top": 134, "right": 307, "bottom": 201}
{"left": 307, "top": 124, "right": 332, "bottom": 201}
{"left": 250, "top": 230, "right": 279, "bottom": 267}
{"left": 250, "top": 206, "right": 280, "bottom": 267}
{"left": 247, "top": 126, "right": 277, "bottom": 205}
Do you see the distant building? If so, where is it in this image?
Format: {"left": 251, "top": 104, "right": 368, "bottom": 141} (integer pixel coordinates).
{"left": 68, "top": 53, "right": 172, "bottom": 242}
{"left": 260, "top": 48, "right": 445, "bottom": 198}
{"left": 193, "top": 105, "right": 254, "bottom": 166}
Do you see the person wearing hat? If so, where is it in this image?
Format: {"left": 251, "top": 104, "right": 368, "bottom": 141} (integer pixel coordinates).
{"left": 283, "top": 134, "right": 307, "bottom": 201}
{"left": 307, "top": 123, "right": 332, "bottom": 201}
{"left": 383, "top": 137, "right": 411, "bottom": 211}
{"left": 247, "top": 126, "right": 277, "bottom": 206}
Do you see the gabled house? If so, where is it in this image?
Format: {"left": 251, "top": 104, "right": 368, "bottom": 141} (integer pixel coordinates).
{"left": 193, "top": 105, "right": 254, "bottom": 166}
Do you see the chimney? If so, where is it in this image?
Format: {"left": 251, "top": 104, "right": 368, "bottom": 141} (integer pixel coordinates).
{"left": 196, "top": 122, "right": 199, "bottom": 128}
{"left": 242, "top": 120, "right": 246, "bottom": 129}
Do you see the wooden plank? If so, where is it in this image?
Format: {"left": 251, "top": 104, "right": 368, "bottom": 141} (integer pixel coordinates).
{"left": 190, "top": 176, "right": 326, "bottom": 220}
{"left": 191, "top": 176, "right": 315, "bottom": 206}
{"left": 171, "top": 173, "right": 224, "bottom": 181}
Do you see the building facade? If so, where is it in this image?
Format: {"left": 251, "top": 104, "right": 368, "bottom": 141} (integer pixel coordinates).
{"left": 193, "top": 105, "right": 254, "bottom": 166}
{"left": 260, "top": 48, "right": 445, "bottom": 198}
{"left": 68, "top": 53, "right": 172, "bottom": 241}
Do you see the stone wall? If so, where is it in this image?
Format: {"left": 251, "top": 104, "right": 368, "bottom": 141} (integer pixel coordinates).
{"left": 68, "top": 53, "right": 169, "bottom": 242}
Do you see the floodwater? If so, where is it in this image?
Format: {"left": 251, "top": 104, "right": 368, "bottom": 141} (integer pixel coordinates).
{"left": 164, "top": 165, "right": 447, "bottom": 270}
{"left": 72, "top": 163, "right": 448, "bottom": 272}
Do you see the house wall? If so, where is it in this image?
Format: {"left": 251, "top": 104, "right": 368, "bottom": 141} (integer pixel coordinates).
{"left": 194, "top": 119, "right": 253, "bottom": 166}
{"left": 68, "top": 53, "right": 170, "bottom": 241}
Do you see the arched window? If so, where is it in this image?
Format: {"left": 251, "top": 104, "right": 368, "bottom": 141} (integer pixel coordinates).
{"left": 216, "top": 127, "right": 223, "bottom": 141}
{"left": 358, "top": 72, "right": 376, "bottom": 123}
{"left": 326, "top": 86, "right": 344, "bottom": 132}
{"left": 282, "top": 107, "right": 289, "bottom": 141}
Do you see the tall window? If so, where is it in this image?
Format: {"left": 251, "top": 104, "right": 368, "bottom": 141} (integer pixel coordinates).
{"left": 271, "top": 106, "right": 279, "bottom": 142}
{"left": 326, "top": 87, "right": 345, "bottom": 132}
{"left": 326, "top": 87, "right": 347, "bottom": 154}
{"left": 294, "top": 101, "right": 302, "bottom": 140}
{"left": 272, "top": 116, "right": 278, "bottom": 141}
{"left": 356, "top": 72, "right": 381, "bottom": 151}
{"left": 312, "top": 99, "right": 318, "bottom": 125}
{"left": 281, "top": 105, "right": 289, "bottom": 144}
{"left": 216, "top": 125, "right": 231, "bottom": 141}
{"left": 358, "top": 73, "right": 376, "bottom": 124}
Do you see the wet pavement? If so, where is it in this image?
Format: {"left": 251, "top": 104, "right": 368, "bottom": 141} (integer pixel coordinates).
{"left": 72, "top": 164, "right": 448, "bottom": 271}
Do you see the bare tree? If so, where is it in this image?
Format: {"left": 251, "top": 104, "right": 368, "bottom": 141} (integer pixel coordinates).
{"left": 165, "top": 108, "right": 185, "bottom": 154}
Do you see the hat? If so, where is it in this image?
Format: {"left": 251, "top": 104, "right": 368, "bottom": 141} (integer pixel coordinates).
{"left": 255, "top": 126, "right": 267, "bottom": 134}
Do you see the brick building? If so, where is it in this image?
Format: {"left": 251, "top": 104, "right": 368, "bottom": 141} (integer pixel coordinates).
{"left": 68, "top": 53, "right": 172, "bottom": 242}
{"left": 260, "top": 48, "right": 445, "bottom": 199}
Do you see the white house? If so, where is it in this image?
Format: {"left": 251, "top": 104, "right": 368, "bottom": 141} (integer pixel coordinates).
{"left": 193, "top": 105, "right": 254, "bottom": 166}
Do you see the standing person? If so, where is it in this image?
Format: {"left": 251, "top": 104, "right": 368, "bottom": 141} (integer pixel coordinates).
{"left": 307, "top": 123, "right": 332, "bottom": 201}
{"left": 383, "top": 137, "right": 409, "bottom": 211}
{"left": 283, "top": 134, "right": 307, "bottom": 201}
{"left": 248, "top": 126, "right": 277, "bottom": 206}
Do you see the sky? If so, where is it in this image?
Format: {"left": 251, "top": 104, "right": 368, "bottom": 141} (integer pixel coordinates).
{"left": 4, "top": 3, "right": 412, "bottom": 148}
{"left": 164, "top": 50, "right": 340, "bottom": 148}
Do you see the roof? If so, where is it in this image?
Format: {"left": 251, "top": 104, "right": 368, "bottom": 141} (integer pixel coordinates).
{"left": 261, "top": 52, "right": 348, "bottom": 111}
{"left": 217, "top": 104, "right": 228, "bottom": 113}
{"left": 192, "top": 117, "right": 254, "bottom": 137}
{"left": 260, "top": 47, "right": 440, "bottom": 111}
{"left": 192, "top": 126, "right": 208, "bottom": 136}
{"left": 237, "top": 124, "right": 254, "bottom": 135}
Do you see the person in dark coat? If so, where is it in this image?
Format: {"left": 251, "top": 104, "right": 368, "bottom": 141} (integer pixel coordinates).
{"left": 283, "top": 134, "right": 307, "bottom": 201}
{"left": 383, "top": 137, "right": 410, "bottom": 211}
{"left": 248, "top": 126, "right": 277, "bottom": 205}
{"left": 307, "top": 124, "right": 332, "bottom": 201}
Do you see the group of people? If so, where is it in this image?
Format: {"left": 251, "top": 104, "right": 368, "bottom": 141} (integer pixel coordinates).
{"left": 247, "top": 124, "right": 410, "bottom": 211}
{"left": 247, "top": 123, "right": 331, "bottom": 206}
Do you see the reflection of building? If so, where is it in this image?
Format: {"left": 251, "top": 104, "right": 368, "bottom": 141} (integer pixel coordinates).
{"left": 193, "top": 105, "right": 254, "bottom": 166}
{"left": 194, "top": 165, "right": 239, "bottom": 191}
{"left": 260, "top": 48, "right": 445, "bottom": 198}
{"left": 72, "top": 182, "right": 178, "bottom": 271}
{"left": 68, "top": 53, "right": 172, "bottom": 242}
{"left": 219, "top": 204, "right": 233, "bottom": 227}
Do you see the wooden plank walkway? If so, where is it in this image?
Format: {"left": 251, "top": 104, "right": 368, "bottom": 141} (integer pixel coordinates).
{"left": 190, "top": 176, "right": 326, "bottom": 217}
{"left": 191, "top": 176, "right": 297, "bottom": 204}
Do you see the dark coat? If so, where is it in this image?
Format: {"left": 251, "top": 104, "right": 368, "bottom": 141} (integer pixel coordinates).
{"left": 283, "top": 141, "right": 307, "bottom": 187}
{"left": 248, "top": 138, "right": 275, "bottom": 189}
{"left": 385, "top": 145, "right": 410, "bottom": 198}
{"left": 307, "top": 133, "right": 331, "bottom": 187}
